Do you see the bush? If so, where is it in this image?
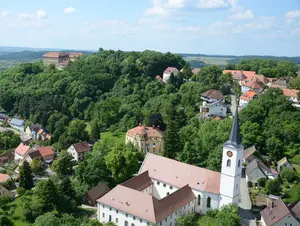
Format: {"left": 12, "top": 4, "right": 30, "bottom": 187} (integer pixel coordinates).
{"left": 17, "top": 187, "right": 26, "bottom": 196}
{"left": 280, "top": 167, "right": 298, "bottom": 183}
{"left": 247, "top": 181, "right": 253, "bottom": 188}
{"left": 265, "top": 179, "right": 281, "bottom": 195}
{"left": 207, "top": 209, "right": 219, "bottom": 217}
{"left": 257, "top": 178, "right": 267, "bottom": 187}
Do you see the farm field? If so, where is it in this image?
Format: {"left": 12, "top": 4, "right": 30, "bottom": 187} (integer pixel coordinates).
{"left": 184, "top": 56, "right": 234, "bottom": 65}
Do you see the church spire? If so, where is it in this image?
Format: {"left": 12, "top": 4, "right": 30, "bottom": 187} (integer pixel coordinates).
{"left": 226, "top": 107, "right": 242, "bottom": 148}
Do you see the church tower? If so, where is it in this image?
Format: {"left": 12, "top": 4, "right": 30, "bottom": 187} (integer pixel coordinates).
{"left": 220, "top": 108, "right": 244, "bottom": 208}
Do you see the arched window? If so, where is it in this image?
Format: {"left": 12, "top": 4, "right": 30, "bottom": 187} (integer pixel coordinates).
{"left": 197, "top": 195, "right": 201, "bottom": 205}
{"left": 238, "top": 160, "right": 241, "bottom": 167}
{"left": 227, "top": 159, "right": 231, "bottom": 167}
{"left": 131, "top": 224, "right": 135, "bottom": 226}
{"left": 207, "top": 197, "right": 211, "bottom": 208}
{"left": 125, "top": 221, "right": 128, "bottom": 226}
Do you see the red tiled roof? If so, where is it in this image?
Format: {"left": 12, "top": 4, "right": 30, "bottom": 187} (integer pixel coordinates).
{"left": 240, "top": 90, "right": 257, "bottom": 101}
{"left": 127, "top": 125, "right": 163, "bottom": 138}
{"left": 201, "top": 89, "right": 225, "bottom": 100}
{"left": 192, "top": 68, "right": 201, "bottom": 74}
{"left": 0, "top": 173, "right": 10, "bottom": 183}
{"left": 242, "top": 71, "right": 256, "bottom": 78}
{"left": 282, "top": 89, "right": 299, "bottom": 98}
{"left": 164, "top": 67, "right": 178, "bottom": 74}
{"left": 255, "top": 74, "right": 270, "bottom": 85}
{"left": 37, "top": 146, "right": 54, "bottom": 157}
{"left": 289, "top": 201, "right": 300, "bottom": 221}
{"left": 261, "top": 199, "right": 294, "bottom": 226}
{"left": 15, "top": 143, "right": 30, "bottom": 156}
{"left": 43, "top": 52, "right": 69, "bottom": 58}
{"left": 69, "top": 52, "right": 83, "bottom": 57}
{"left": 122, "top": 171, "right": 153, "bottom": 191}
{"left": 223, "top": 70, "right": 245, "bottom": 80}
{"left": 139, "top": 153, "right": 221, "bottom": 194}
{"left": 241, "top": 79, "right": 262, "bottom": 90}
{"left": 72, "top": 141, "right": 90, "bottom": 153}
{"left": 98, "top": 184, "right": 195, "bottom": 223}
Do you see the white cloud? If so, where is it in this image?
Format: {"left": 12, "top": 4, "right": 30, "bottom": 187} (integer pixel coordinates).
{"left": 177, "top": 25, "right": 201, "bottom": 32}
{"left": 285, "top": 10, "right": 300, "bottom": 23}
{"left": 152, "top": 23, "right": 171, "bottom": 30}
{"left": 197, "top": 0, "right": 229, "bottom": 9}
{"left": 64, "top": 7, "right": 76, "bottom": 14}
{"left": 37, "top": 10, "right": 47, "bottom": 19}
{"left": 144, "top": 0, "right": 185, "bottom": 16}
{"left": 1, "top": 11, "right": 12, "bottom": 18}
{"left": 229, "top": 9, "right": 254, "bottom": 20}
{"left": 19, "top": 13, "right": 35, "bottom": 20}
{"left": 232, "top": 16, "right": 277, "bottom": 33}
{"left": 138, "top": 18, "right": 154, "bottom": 24}
{"left": 210, "top": 21, "right": 232, "bottom": 28}
{"left": 165, "top": 0, "right": 185, "bottom": 8}
{"left": 290, "top": 28, "right": 300, "bottom": 35}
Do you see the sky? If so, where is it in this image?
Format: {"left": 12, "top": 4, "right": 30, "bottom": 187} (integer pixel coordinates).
{"left": 1, "top": 0, "right": 300, "bottom": 56}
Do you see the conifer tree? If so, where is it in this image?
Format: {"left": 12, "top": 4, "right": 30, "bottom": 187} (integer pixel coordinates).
{"left": 19, "top": 160, "right": 34, "bottom": 190}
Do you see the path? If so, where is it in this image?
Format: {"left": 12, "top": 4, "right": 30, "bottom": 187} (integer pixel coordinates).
{"left": 239, "top": 178, "right": 257, "bottom": 226}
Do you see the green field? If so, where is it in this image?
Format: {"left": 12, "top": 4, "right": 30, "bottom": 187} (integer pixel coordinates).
{"left": 100, "top": 131, "right": 125, "bottom": 145}
{"left": 184, "top": 56, "right": 234, "bottom": 66}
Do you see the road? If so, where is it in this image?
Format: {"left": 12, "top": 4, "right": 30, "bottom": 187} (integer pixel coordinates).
{"left": 239, "top": 178, "right": 257, "bottom": 226}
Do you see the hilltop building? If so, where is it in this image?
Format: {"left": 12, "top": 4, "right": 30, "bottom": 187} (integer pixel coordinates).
{"left": 97, "top": 109, "right": 244, "bottom": 226}
{"left": 126, "top": 124, "right": 164, "bottom": 154}
{"left": 43, "top": 52, "right": 83, "bottom": 69}
{"left": 162, "top": 67, "right": 179, "bottom": 82}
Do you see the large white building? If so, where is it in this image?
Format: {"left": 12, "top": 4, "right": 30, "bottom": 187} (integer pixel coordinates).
{"left": 97, "top": 110, "right": 244, "bottom": 226}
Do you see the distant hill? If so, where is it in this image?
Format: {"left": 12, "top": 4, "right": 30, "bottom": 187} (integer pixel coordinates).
{"left": 0, "top": 51, "right": 47, "bottom": 62}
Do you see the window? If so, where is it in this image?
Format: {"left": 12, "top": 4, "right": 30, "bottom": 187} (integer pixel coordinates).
{"left": 170, "top": 223, "right": 172, "bottom": 226}
{"left": 238, "top": 160, "right": 241, "bottom": 167}
{"left": 109, "top": 215, "right": 112, "bottom": 222}
{"left": 102, "top": 204, "right": 105, "bottom": 208}
{"left": 116, "top": 210, "right": 118, "bottom": 214}
{"left": 102, "top": 213, "right": 105, "bottom": 218}
{"left": 140, "top": 219, "right": 142, "bottom": 223}
{"left": 131, "top": 224, "right": 135, "bottom": 226}
{"left": 192, "top": 207, "right": 194, "bottom": 211}
{"left": 126, "top": 214, "right": 128, "bottom": 217}
{"left": 160, "top": 222, "right": 162, "bottom": 225}
{"left": 165, "top": 218, "right": 167, "bottom": 222}
{"left": 133, "top": 216, "right": 136, "bottom": 220}
{"left": 184, "top": 205, "right": 186, "bottom": 209}
{"left": 109, "top": 207, "right": 112, "bottom": 211}
{"left": 236, "top": 184, "right": 238, "bottom": 190}
{"left": 163, "top": 184, "right": 166, "bottom": 187}
{"left": 207, "top": 197, "right": 211, "bottom": 208}
{"left": 125, "top": 221, "right": 128, "bottom": 226}
{"left": 116, "top": 218, "right": 118, "bottom": 223}
{"left": 167, "top": 192, "right": 170, "bottom": 196}
{"left": 157, "top": 181, "right": 160, "bottom": 185}
{"left": 170, "top": 186, "right": 173, "bottom": 190}
{"left": 227, "top": 159, "right": 231, "bottom": 167}
{"left": 198, "top": 195, "right": 201, "bottom": 205}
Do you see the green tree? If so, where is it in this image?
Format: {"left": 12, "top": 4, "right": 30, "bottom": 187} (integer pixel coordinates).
{"left": 257, "top": 177, "right": 267, "bottom": 187}
{"left": 290, "top": 77, "right": 300, "bottom": 90}
{"left": 105, "top": 144, "right": 143, "bottom": 184}
{"left": 177, "top": 213, "right": 197, "bottom": 226}
{"left": 34, "top": 179, "right": 58, "bottom": 212}
{"left": 89, "top": 118, "right": 101, "bottom": 141}
{"left": 30, "top": 159, "right": 44, "bottom": 175}
{"left": 216, "top": 204, "right": 241, "bottom": 226}
{"left": 34, "top": 212, "right": 60, "bottom": 226}
{"left": 280, "top": 168, "right": 298, "bottom": 183}
{"left": 265, "top": 178, "right": 282, "bottom": 195}
{"left": 51, "top": 150, "right": 76, "bottom": 176}
{"left": 19, "top": 161, "right": 34, "bottom": 190}
{"left": 56, "top": 177, "right": 77, "bottom": 212}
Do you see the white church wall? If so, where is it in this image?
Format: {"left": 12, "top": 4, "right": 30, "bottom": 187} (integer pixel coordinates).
{"left": 151, "top": 179, "right": 178, "bottom": 200}
{"left": 142, "top": 185, "right": 152, "bottom": 195}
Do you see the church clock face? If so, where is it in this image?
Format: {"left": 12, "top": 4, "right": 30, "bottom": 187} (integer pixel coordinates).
{"left": 227, "top": 151, "right": 233, "bottom": 157}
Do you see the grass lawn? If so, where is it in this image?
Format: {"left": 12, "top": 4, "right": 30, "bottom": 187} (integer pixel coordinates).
{"left": 293, "top": 164, "right": 300, "bottom": 173}
{"left": 100, "top": 131, "right": 125, "bottom": 145}
{"left": 197, "top": 215, "right": 218, "bottom": 226}
{"left": 184, "top": 56, "right": 234, "bottom": 66}
{"left": 286, "top": 183, "right": 300, "bottom": 204}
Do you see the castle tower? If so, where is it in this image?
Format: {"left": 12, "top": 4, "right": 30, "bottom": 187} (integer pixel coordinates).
{"left": 219, "top": 108, "right": 244, "bottom": 208}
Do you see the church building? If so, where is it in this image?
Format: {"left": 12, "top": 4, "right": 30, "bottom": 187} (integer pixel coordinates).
{"left": 97, "top": 110, "right": 244, "bottom": 226}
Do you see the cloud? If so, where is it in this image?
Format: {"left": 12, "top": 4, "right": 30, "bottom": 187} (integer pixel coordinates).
{"left": 210, "top": 21, "right": 232, "bottom": 28}
{"left": 37, "top": 10, "right": 47, "bottom": 19}
{"left": 290, "top": 28, "right": 300, "bottom": 35}
{"left": 19, "top": 14, "right": 35, "bottom": 20}
{"left": 177, "top": 25, "right": 201, "bottom": 32}
{"left": 152, "top": 23, "right": 171, "bottom": 30}
{"left": 285, "top": 10, "right": 300, "bottom": 23}
{"left": 197, "top": 0, "right": 229, "bottom": 9}
{"left": 144, "top": 0, "right": 185, "bottom": 16}
{"left": 229, "top": 9, "right": 254, "bottom": 20}
{"left": 138, "top": 18, "right": 155, "bottom": 24}
{"left": 19, "top": 10, "right": 47, "bottom": 20}
{"left": 165, "top": 0, "right": 185, "bottom": 8}
{"left": 64, "top": 7, "right": 76, "bottom": 14}
{"left": 232, "top": 16, "right": 277, "bottom": 33}
{"left": 1, "top": 11, "right": 12, "bottom": 18}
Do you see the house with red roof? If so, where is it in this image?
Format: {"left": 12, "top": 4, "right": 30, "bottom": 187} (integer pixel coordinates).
{"left": 0, "top": 173, "right": 10, "bottom": 183}
{"left": 97, "top": 111, "right": 245, "bottom": 226}
{"left": 67, "top": 141, "right": 91, "bottom": 162}
{"left": 282, "top": 88, "right": 300, "bottom": 104}
{"left": 14, "top": 143, "right": 31, "bottom": 161}
{"left": 126, "top": 124, "right": 164, "bottom": 154}
{"left": 200, "top": 90, "right": 227, "bottom": 117}
{"left": 162, "top": 67, "right": 179, "bottom": 82}
{"left": 239, "top": 90, "right": 258, "bottom": 109}
{"left": 43, "top": 52, "right": 83, "bottom": 69}
{"left": 36, "top": 146, "right": 55, "bottom": 163}
{"left": 260, "top": 198, "right": 300, "bottom": 226}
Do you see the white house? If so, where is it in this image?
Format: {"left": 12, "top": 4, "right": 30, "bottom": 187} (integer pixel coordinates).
{"left": 97, "top": 109, "right": 244, "bottom": 226}
{"left": 200, "top": 101, "right": 227, "bottom": 117}
{"left": 241, "top": 80, "right": 263, "bottom": 93}
{"left": 14, "top": 143, "right": 31, "bottom": 161}
{"left": 239, "top": 91, "right": 258, "bottom": 109}
{"left": 10, "top": 118, "right": 25, "bottom": 132}
{"left": 201, "top": 90, "right": 225, "bottom": 103}
{"left": 260, "top": 198, "right": 300, "bottom": 226}
{"left": 162, "top": 67, "right": 179, "bottom": 83}
{"left": 282, "top": 89, "right": 299, "bottom": 104}
{"left": 67, "top": 141, "right": 90, "bottom": 162}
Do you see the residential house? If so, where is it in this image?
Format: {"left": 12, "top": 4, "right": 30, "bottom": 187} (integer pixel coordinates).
{"left": 24, "top": 150, "right": 42, "bottom": 164}
{"left": 0, "top": 174, "right": 10, "bottom": 184}
{"left": 37, "top": 146, "right": 55, "bottom": 163}
{"left": 0, "top": 113, "right": 9, "bottom": 122}
{"left": 201, "top": 90, "right": 225, "bottom": 103}
{"left": 10, "top": 118, "right": 25, "bottom": 132}
{"left": 200, "top": 101, "right": 227, "bottom": 117}
{"left": 282, "top": 89, "right": 299, "bottom": 104}
{"left": 26, "top": 124, "right": 51, "bottom": 141}
{"left": 162, "top": 67, "right": 179, "bottom": 82}
{"left": 126, "top": 124, "right": 164, "bottom": 154}
{"left": 43, "top": 52, "right": 70, "bottom": 67}
{"left": 223, "top": 70, "right": 256, "bottom": 81}
{"left": 69, "top": 52, "right": 83, "bottom": 62}
{"left": 241, "top": 79, "right": 263, "bottom": 93}
{"left": 277, "top": 157, "right": 294, "bottom": 173}
{"left": 239, "top": 91, "right": 258, "bottom": 109}
{"left": 67, "top": 141, "right": 90, "bottom": 162}
{"left": 0, "top": 185, "right": 13, "bottom": 197}
{"left": 192, "top": 68, "right": 201, "bottom": 74}
{"left": 260, "top": 198, "right": 300, "bottom": 226}
{"left": 83, "top": 183, "right": 111, "bottom": 206}
{"left": 246, "top": 159, "right": 278, "bottom": 184}
{"left": 243, "top": 146, "right": 257, "bottom": 164}
{"left": 269, "top": 79, "right": 287, "bottom": 89}
{"left": 14, "top": 143, "right": 31, "bottom": 161}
